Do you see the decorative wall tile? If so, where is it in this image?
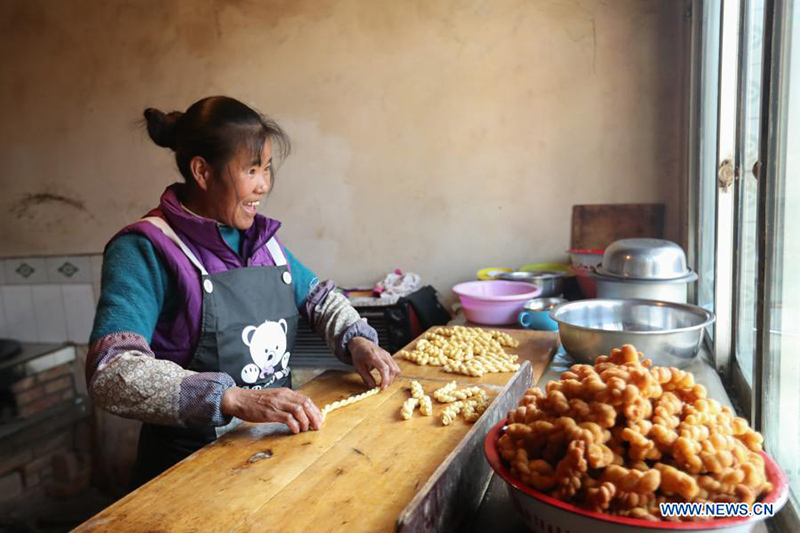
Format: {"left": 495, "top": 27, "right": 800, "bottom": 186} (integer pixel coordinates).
{"left": 31, "top": 284, "right": 68, "bottom": 343}
{"left": 4, "top": 258, "right": 48, "bottom": 285}
{"left": 1, "top": 286, "right": 38, "bottom": 342}
{"left": 62, "top": 284, "right": 96, "bottom": 344}
{"left": 45, "top": 255, "right": 92, "bottom": 284}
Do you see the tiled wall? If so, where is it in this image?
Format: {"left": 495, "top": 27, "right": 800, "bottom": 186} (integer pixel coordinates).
{"left": 0, "top": 255, "right": 103, "bottom": 344}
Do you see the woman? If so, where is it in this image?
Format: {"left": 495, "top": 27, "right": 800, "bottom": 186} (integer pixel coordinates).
{"left": 86, "top": 96, "right": 400, "bottom": 486}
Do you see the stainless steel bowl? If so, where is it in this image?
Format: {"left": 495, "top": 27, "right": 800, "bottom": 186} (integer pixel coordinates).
{"left": 598, "top": 239, "right": 691, "bottom": 280}
{"left": 496, "top": 270, "right": 564, "bottom": 297}
{"left": 550, "top": 298, "right": 715, "bottom": 367}
{"left": 523, "top": 297, "right": 567, "bottom": 312}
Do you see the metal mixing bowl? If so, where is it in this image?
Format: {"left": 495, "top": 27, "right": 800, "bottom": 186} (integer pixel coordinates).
{"left": 523, "top": 297, "right": 567, "bottom": 312}
{"left": 597, "top": 238, "right": 691, "bottom": 280}
{"left": 550, "top": 298, "right": 715, "bottom": 367}
{"left": 496, "top": 270, "right": 564, "bottom": 297}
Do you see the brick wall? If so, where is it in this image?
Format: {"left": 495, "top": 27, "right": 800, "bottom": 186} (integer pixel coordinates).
{"left": 11, "top": 364, "right": 76, "bottom": 419}
{"left": 0, "top": 427, "right": 84, "bottom": 505}
{"left": 0, "top": 361, "right": 91, "bottom": 507}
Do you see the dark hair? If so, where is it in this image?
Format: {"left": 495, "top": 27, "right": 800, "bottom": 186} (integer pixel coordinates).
{"left": 143, "top": 96, "right": 290, "bottom": 182}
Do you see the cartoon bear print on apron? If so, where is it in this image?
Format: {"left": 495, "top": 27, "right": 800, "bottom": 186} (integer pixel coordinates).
{"left": 240, "top": 317, "right": 292, "bottom": 385}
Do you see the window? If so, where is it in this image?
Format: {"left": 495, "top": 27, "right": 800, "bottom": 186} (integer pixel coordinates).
{"left": 758, "top": 0, "right": 800, "bottom": 524}
{"left": 692, "top": 0, "right": 800, "bottom": 528}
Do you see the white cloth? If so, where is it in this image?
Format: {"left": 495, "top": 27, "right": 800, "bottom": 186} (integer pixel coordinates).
{"left": 375, "top": 271, "right": 422, "bottom": 298}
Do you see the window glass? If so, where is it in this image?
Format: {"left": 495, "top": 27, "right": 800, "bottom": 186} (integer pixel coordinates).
{"left": 734, "top": 0, "right": 765, "bottom": 384}
{"left": 697, "top": 2, "right": 721, "bottom": 337}
{"left": 763, "top": 0, "right": 800, "bottom": 505}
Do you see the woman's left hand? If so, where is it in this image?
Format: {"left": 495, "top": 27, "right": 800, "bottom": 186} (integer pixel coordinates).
{"left": 347, "top": 337, "right": 401, "bottom": 390}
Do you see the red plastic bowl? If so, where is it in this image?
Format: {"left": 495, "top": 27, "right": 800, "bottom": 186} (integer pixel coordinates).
{"left": 570, "top": 265, "right": 598, "bottom": 298}
{"left": 568, "top": 250, "right": 603, "bottom": 298}
{"left": 484, "top": 419, "right": 789, "bottom": 532}
{"left": 568, "top": 249, "right": 605, "bottom": 269}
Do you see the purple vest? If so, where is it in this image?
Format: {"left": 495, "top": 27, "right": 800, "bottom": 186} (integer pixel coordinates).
{"left": 110, "top": 184, "right": 287, "bottom": 367}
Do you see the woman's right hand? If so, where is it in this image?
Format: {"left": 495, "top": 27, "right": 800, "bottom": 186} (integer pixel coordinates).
{"left": 221, "top": 387, "right": 323, "bottom": 433}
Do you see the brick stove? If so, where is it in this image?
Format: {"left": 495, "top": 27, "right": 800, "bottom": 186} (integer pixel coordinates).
{"left": 0, "top": 343, "right": 91, "bottom": 509}
{"left": 10, "top": 364, "right": 76, "bottom": 419}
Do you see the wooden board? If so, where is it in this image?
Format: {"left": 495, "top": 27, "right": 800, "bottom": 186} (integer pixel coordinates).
{"left": 396, "top": 361, "right": 533, "bottom": 532}
{"left": 76, "top": 328, "right": 556, "bottom": 532}
{"left": 77, "top": 372, "right": 407, "bottom": 532}
{"left": 393, "top": 327, "right": 558, "bottom": 387}
{"left": 235, "top": 377, "right": 500, "bottom": 532}
{"left": 570, "top": 203, "right": 666, "bottom": 250}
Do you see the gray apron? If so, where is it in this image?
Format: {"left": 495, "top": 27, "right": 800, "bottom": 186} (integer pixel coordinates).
{"left": 132, "top": 218, "right": 298, "bottom": 487}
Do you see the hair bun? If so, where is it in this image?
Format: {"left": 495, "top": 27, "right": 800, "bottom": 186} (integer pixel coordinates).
{"left": 143, "top": 108, "right": 182, "bottom": 149}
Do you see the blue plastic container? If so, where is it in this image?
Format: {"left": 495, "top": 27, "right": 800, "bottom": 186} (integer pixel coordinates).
{"left": 518, "top": 297, "right": 567, "bottom": 331}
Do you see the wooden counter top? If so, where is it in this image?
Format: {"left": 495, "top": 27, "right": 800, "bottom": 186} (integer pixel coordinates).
{"left": 77, "top": 329, "right": 558, "bottom": 532}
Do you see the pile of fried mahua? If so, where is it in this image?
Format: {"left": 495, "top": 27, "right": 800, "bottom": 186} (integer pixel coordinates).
{"left": 499, "top": 344, "right": 770, "bottom": 521}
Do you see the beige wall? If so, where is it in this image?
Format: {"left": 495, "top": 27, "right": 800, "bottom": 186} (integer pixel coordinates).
{"left": 0, "top": 0, "right": 687, "bottom": 297}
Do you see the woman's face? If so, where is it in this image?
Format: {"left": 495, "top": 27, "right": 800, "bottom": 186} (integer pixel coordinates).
{"left": 204, "top": 141, "right": 273, "bottom": 230}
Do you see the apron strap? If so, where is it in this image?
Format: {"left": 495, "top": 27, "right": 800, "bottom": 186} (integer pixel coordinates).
{"left": 141, "top": 216, "right": 285, "bottom": 272}
{"left": 140, "top": 217, "right": 209, "bottom": 276}
{"left": 265, "top": 237, "right": 287, "bottom": 267}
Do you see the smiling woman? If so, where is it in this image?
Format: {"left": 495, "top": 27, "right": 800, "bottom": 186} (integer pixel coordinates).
{"left": 85, "top": 96, "right": 400, "bottom": 487}
{"left": 142, "top": 97, "right": 289, "bottom": 230}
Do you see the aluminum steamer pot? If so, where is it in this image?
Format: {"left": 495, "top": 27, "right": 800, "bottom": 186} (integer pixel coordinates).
{"left": 592, "top": 270, "right": 697, "bottom": 304}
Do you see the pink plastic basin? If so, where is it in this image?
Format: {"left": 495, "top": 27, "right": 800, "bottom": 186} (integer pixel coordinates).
{"left": 452, "top": 280, "right": 542, "bottom": 325}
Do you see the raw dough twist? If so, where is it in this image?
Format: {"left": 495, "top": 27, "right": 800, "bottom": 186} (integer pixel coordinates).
{"left": 401, "top": 397, "right": 419, "bottom": 420}
{"left": 420, "top": 395, "right": 433, "bottom": 417}
{"left": 433, "top": 381, "right": 458, "bottom": 403}
{"left": 409, "top": 380, "right": 425, "bottom": 401}
{"left": 401, "top": 326, "right": 520, "bottom": 377}
{"left": 321, "top": 387, "right": 381, "bottom": 420}
{"left": 441, "top": 401, "right": 464, "bottom": 426}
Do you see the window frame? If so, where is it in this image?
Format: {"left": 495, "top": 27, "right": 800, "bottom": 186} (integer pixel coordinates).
{"left": 712, "top": 0, "right": 740, "bottom": 380}
{"left": 690, "top": 0, "right": 800, "bottom": 528}
{"left": 687, "top": 0, "right": 721, "bottom": 346}
{"left": 728, "top": 0, "right": 764, "bottom": 420}
{"left": 753, "top": 0, "right": 800, "bottom": 529}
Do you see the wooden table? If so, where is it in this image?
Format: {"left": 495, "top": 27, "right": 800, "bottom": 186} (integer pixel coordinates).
{"left": 76, "top": 328, "right": 557, "bottom": 532}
